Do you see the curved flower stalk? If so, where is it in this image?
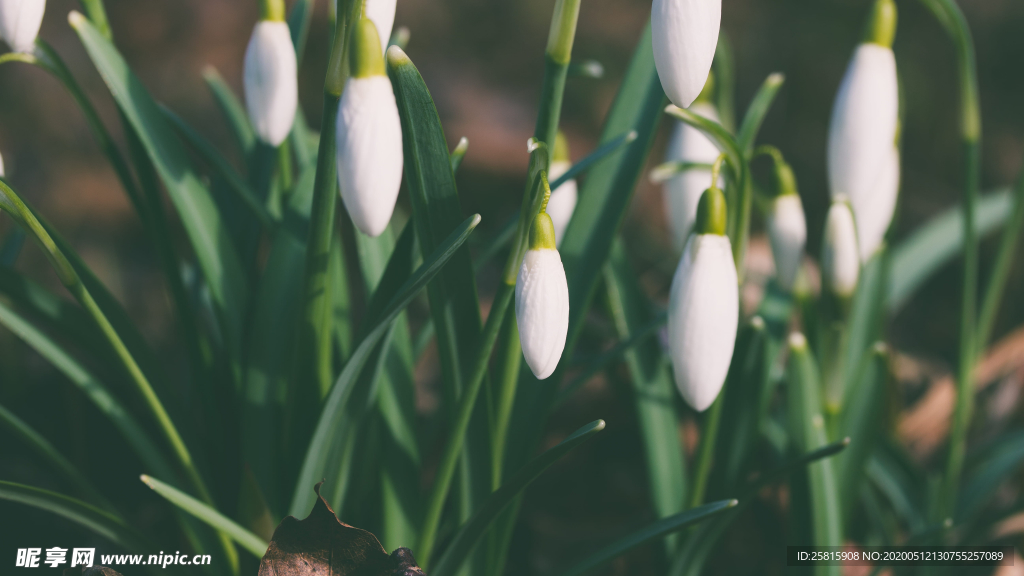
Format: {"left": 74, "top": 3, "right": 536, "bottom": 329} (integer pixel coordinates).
{"left": 668, "top": 183, "right": 738, "bottom": 412}
{"left": 821, "top": 197, "right": 860, "bottom": 299}
{"left": 764, "top": 153, "right": 807, "bottom": 291}
{"left": 243, "top": 0, "right": 298, "bottom": 146}
{"left": 546, "top": 132, "right": 578, "bottom": 247}
{"left": 336, "top": 18, "right": 403, "bottom": 237}
{"left": 651, "top": 0, "right": 720, "bottom": 109}
{"left": 664, "top": 97, "right": 720, "bottom": 250}
{"left": 516, "top": 209, "right": 570, "bottom": 380}
{"left": 827, "top": 0, "right": 899, "bottom": 260}
{"left": 0, "top": 0, "right": 46, "bottom": 54}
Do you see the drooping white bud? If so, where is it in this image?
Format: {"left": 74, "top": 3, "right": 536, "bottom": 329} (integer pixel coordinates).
{"left": 663, "top": 102, "right": 720, "bottom": 250}
{"left": 827, "top": 10, "right": 899, "bottom": 260}
{"left": 0, "top": 0, "right": 46, "bottom": 54}
{"left": 767, "top": 193, "right": 807, "bottom": 292}
{"left": 243, "top": 20, "right": 298, "bottom": 146}
{"left": 337, "top": 22, "right": 403, "bottom": 237}
{"left": 651, "top": 0, "right": 720, "bottom": 109}
{"left": 668, "top": 187, "right": 737, "bottom": 412}
{"left": 821, "top": 198, "right": 860, "bottom": 298}
{"left": 851, "top": 145, "right": 899, "bottom": 262}
{"left": 0, "top": 150, "right": 5, "bottom": 178}
{"left": 516, "top": 213, "right": 570, "bottom": 380}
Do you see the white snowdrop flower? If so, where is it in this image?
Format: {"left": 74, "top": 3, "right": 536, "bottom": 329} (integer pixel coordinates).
{"left": 337, "top": 20, "right": 403, "bottom": 237}
{"left": 243, "top": 5, "right": 298, "bottom": 147}
{"left": 821, "top": 198, "right": 860, "bottom": 299}
{"left": 668, "top": 186, "right": 737, "bottom": 412}
{"left": 851, "top": 145, "right": 899, "bottom": 262}
{"left": 0, "top": 150, "right": 5, "bottom": 178}
{"left": 764, "top": 158, "right": 806, "bottom": 291}
{"left": 651, "top": 0, "right": 720, "bottom": 109}
{"left": 516, "top": 212, "right": 570, "bottom": 380}
{"left": 664, "top": 100, "right": 720, "bottom": 250}
{"left": 768, "top": 193, "right": 807, "bottom": 292}
{"left": 828, "top": 0, "right": 899, "bottom": 255}
{"left": 546, "top": 132, "right": 577, "bottom": 247}
{"left": 0, "top": 0, "right": 46, "bottom": 53}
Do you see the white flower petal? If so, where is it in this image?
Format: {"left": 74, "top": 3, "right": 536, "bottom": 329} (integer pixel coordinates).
{"left": 515, "top": 248, "right": 570, "bottom": 380}
{"left": 663, "top": 103, "right": 720, "bottom": 250}
{"left": 767, "top": 194, "right": 807, "bottom": 291}
{"left": 822, "top": 200, "right": 860, "bottom": 297}
{"left": 651, "top": 0, "right": 720, "bottom": 109}
{"left": 0, "top": 150, "right": 5, "bottom": 178}
{"left": 0, "top": 0, "right": 46, "bottom": 53}
{"left": 336, "top": 76, "right": 404, "bottom": 238}
{"left": 243, "top": 20, "right": 298, "bottom": 146}
{"left": 546, "top": 160, "right": 577, "bottom": 247}
{"left": 851, "top": 146, "right": 899, "bottom": 262}
{"left": 827, "top": 44, "right": 898, "bottom": 203}
{"left": 668, "top": 233, "right": 738, "bottom": 412}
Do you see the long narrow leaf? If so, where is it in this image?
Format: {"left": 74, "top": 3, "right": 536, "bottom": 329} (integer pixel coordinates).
{"left": 141, "top": 475, "right": 269, "bottom": 558}
{"left": 556, "top": 499, "right": 738, "bottom": 576}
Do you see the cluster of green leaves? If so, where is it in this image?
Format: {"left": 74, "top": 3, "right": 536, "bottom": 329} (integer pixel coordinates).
{"left": 2, "top": 0, "right": 1024, "bottom": 575}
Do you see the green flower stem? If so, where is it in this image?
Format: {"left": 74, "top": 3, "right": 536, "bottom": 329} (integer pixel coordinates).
{"left": 919, "top": 0, "right": 981, "bottom": 522}
{"left": 0, "top": 181, "right": 213, "bottom": 510}
{"left": 288, "top": 12, "right": 350, "bottom": 439}
{"left": 688, "top": 394, "right": 724, "bottom": 508}
{"left": 534, "top": 56, "right": 569, "bottom": 158}
{"left": 491, "top": 315, "right": 523, "bottom": 487}
{"left": 80, "top": 0, "right": 112, "bottom": 40}
{"left": 976, "top": 169, "right": 1024, "bottom": 352}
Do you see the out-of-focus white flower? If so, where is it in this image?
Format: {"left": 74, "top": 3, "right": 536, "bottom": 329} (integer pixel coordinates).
{"left": 0, "top": 0, "right": 46, "bottom": 53}
{"left": 851, "top": 145, "right": 899, "bottom": 262}
{"left": 516, "top": 212, "right": 569, "bottom": 380}
{"left": 821, "top": 198, "right": 860, "bottom": 298}
{"left": 767, "top": 192, "right": 807, "bottom": 292}
{"left": 668, "top": 186, "right": 737, "bottom": 412}
{"left": 366, "top": 0, "right": 396, "bottom": 54}
{"left": 337, "top": 20, "right": 403, "bottom": 237}
{"left": 828, "top": 0, "right": 899, "bottom": 261}
{"left": 0, "top": 150, "right": 5, "bottom": 178}
{"left": 244, "top": 19, "right": 298, "bottom": 146}
{"left": 664, "top": 101, "right": 720, "bottom": 250}
{"left": 651, "top": 0, "right": 720, "bottom": 109}
{"left": 334, "top": 0, "right": 396, "bottom": 53}
{"left": 546, "top": 132, "right": 577, "bottom": 247}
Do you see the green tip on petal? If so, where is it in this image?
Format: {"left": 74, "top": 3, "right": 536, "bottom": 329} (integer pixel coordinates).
{"left": 553, "top": 131, "right": 571, "bottom": 163}
{"left": 695, "top": 187, "right": 728, "bottom": 236}
{"left": 351, "top": 19, "right": 386, "bottom": 78}
{"left": 694, "top": 70, "right": 716, "bottom": 104}
{"left": 864, "top": 0, "right": 897, "bottom": 48}
{"left": 261, "top": 0, "right": 287, "bottom": 22}
{"left": 529, "top": 212, "right": 558, "bottom": 250}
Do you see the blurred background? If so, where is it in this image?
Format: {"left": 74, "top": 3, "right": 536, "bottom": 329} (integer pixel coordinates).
{"left": 1, "top": 0, "right": 1023, "bottom": 574}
